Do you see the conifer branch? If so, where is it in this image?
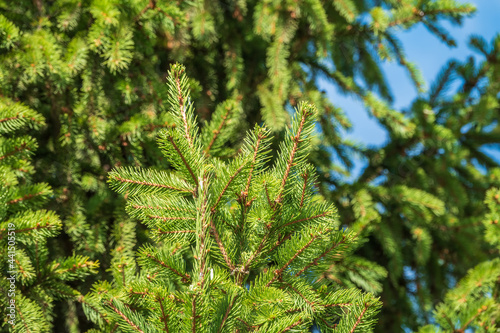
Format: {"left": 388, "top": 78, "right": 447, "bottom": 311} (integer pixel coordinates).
{"left": 76, "top": 295, "right": 110, "bottom": 324}
{"left": 0, "top": 142, "right": 29, "bottom": 161}
{"left": 236, "top": 318, "right": 260, "bottom": 331}
{"left": 16, "top": 305, "right": 31, "bottom": 333}
{"left": 210, "top": 218, "right": 235, "bottom": 270}
{"left": 270, "top": 228, "right": 331, "bottom": 254}
{"left": 198, "top": 182, "right": 210, "bottom": 290}
{"left": 269, "top": 234, "right": 292, "bottom": 253}
{"left": 267, "top": 235, "right": 318, "bottom": 286}
{"left": 276, "top": 112, "right": 307, "bottom": 204}
{"left": 335, "top": 0, "right": 356, "bottom": 21}
{"left": 282, "top": 319, "right": 302, "bottom": 332}
{"left": 7, "top": 191, "right": 44, "bottom": 204}
{"left": 167, "top": 135, "right": 199, "bottom": 186}
{"left": 325, "top": 303, "right": 352, "bottom": 307}
{"left": 173, "top": 69, "right": 194, "bottom": 149}
{"left": 281, "top": 211, "right": 334, "bottom": 229}
{"left": 300, "top": 171, "right": 308, "bottom": 208}
{"left": 105, "top": 301, "right": 145, "bottom": 333}
{"left": 218, "top": 295, "right": 239, "bottom": 333}
{"left": 212, "top": 163, "right": 246, "bottom": 212}
{"left": 132, "top": 204, "right": 194, "bottom": 213}
{"left": 156, "top": 297, "right": 170, "bottom": 333}
{"left": 456, "top": 311, "right": 482, "bottom": 333}
{"left": 350, "top": 303, "right": 369, "bottom": 333}
{"left": 110, "top": 175, "right": 193, "bottom": 193}
{"left": 388, "top": 7, "right": 472, "bottom": 27}
{"left": 135, "top": 0, "right": 175, "bottom": 23}
{"left": 0, "top": 223, "right": 53, "bottom": 239}
{"left": 0, "top": 115, "right": 40, "bottom": 124}
{"left": 264, "top": 182, "right": 274, "bottom": 209}
{"left": 244, "top": 132, "right": 264, "bottom": 196}
{"left": 294, "top": 235, "right": 348, "bottom": 277}
{"left": 158, "top": 229, "right": 195, "bottom": 234}
{"left": 320, "top": 317, "right": 337, "bottom": 329}
{"left": 148, "top": 215, "right": 195, "bottom": 221}
{"left": 146, "top": 253, "right": 191, "bottom": 282}
{"left": 282, "top": 281, "right": 315, "bottom": 308}
{"left": 442, "top": 314, "right": 455, "bottom": 330}
{"left": 205, "top": 108, "right": 231, "bottom": 154}
{"left": 192, "top": 295, "right": 198, "bottom": 333}
{"left": 242, "top": 233, "right": 269, "bottom": 276}
{"left": 0, "top": 115, "right": 19, "bottom": 123}
{"left": 134, "top": 0, "right": 155, "bottom": 21}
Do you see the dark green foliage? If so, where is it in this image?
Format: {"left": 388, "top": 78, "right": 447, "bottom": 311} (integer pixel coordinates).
{"left": 0, "top": 101, "right": 98, "bottom": 332}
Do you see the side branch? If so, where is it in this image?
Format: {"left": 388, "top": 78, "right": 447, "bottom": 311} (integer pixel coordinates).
{"left": 244, "top": 133, "right": 264, "bottom": 195}
{"left": 236, "top": 318, "right": 260, "bottom": 331}
{"left": 294, "top": 235, "right": 347, "bottom": 277}
{"left": 325, "top": 303, "right": 352, "bottom": 307}
{"left": 282, "top": 281, "right": 315, "bottom": 308}
{"left": 210, "top": 219, "right": 235, "bottom": 270}
{"left": 158, "top": 229, "right": 195, "bottom": 234}
{"left": 76, "top": 295, "right": 110, "bottom": 325}
{"left": 174, "top": 70, "right": 194, "bottom": 148}
{"left": 156, "top": 297, "right": 170, "bottom": 333}
{"left": 242, "top": 233, "right": 269, "bottom": 276}
{"left": 300, "top": 172, "right": 308, "bottom": 208}
{"left": 167, "top": 136, "right": 198, "bottom": 186}
{"left": 275, "top": 114, "right": 307, "bottom": 204}
{"left": 205, "top": 109, "right": 231, "bottom": 154}
{"left": 282, "top": 319, "right": 302, "bottom": 332}
{"left": 132, "top": 204, "right": 194, "bottom": 213}
{"left": 7, "top": 191, "right": 44, "bottom": 205}
{"left": 111, "top": 175, "right": 192, "bottom": 193}
{"left": 105, "top": 301, "right": 145, "bottom": 333}
{"left": 148, "top": 215, "right": 195, "bottom": 221}
{"left": 191, "top": 296, "right": 198, "bottom": 333}
{"left": 211, "top": 163, "right": 246, "bottom": 212}
{"left": 0, "top": 115, "right": 40, "bottom": 124}
{"left": 350, "top": 303, "right": 369, "bottom": 333}
{"left": 281, "top": 211, "right": 334, "bottom": 229}
{"left": 0, "top": 142, "right": 29, "bottom": 161}
{"left": 266, "top": 235, "right": 318, "bottom": 286}
{"left": 0, "top": 224, "right": 53, "bottom": 240}
{"left": 217, "top": 295, "right": 239, "bottom": 333}
{"left": 146, "top": 253, "right": 191, "bottom": 282}
{"left": 270, "top": 228, "right": 332, "bottom": 254}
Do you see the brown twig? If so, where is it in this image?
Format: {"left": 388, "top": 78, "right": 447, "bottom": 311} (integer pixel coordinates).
{"left": 111, "top": 175, "right": 192, "bottom": 193}
{"left": 105, "top": 301, "right": 145, "bottom": 333}
{"left": 146, "top": 253, "right": 191, "bottom": 282}
{"left": 210, "top": 219, "right": 235, "bottom": 270}
{"left": 167, "top": 135, "right": 198, "bottom": 186}
{"left": 267, "top": 235, "right": 318, "bottom": 286}
{"left": 350, "top": 303, "right": 369, "bottom": 333}
{"left": 294, "top": 235, "right": 347, "bottom": 277}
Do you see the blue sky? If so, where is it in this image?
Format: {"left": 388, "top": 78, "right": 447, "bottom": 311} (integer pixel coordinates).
{"left": 319, "top": 0, "right": 500, "bottom": 174}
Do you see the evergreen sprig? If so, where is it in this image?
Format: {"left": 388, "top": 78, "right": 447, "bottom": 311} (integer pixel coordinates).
{"left": 84, "top": 64, "right": 382, "bottom": 332}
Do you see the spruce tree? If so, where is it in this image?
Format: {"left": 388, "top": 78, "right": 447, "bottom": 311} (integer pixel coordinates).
{"left": 327, "top": 34, "right": 500, "bottom": 331}
{"left": 81, "top": 63, "right": 382, "bottom": 332}
{"left": 0, "top": 100, "right": 98, "bottom": 332}
{"left": 417, "top": 188, "right": 500, "bottom": 332}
